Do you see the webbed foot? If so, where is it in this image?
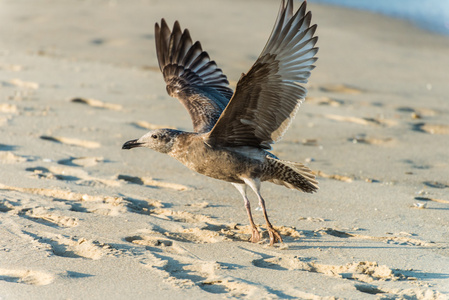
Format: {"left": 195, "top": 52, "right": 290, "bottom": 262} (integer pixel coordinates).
{"left": 250, "top": 225, "right": 261, "bottom": 243}
{"left": 267, "top": 224, "right": 283, "bottom": 246}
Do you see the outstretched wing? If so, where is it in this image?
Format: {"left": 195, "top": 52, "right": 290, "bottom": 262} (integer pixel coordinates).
{"left": 206, "top": 0, "right": 318, "bottom": 149}
{"left": 155, "top": 19, "right": 234, "bottom": 133}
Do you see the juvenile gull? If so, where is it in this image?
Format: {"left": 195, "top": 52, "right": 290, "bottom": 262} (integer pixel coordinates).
{"left": 123, "top": 0, "right": 319, "bottom": 245}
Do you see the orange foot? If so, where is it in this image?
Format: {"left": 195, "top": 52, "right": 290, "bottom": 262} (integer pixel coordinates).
{"left": 250, "top": 225, "right": 261, "bottom": 243}
{"left": 267, "top": 225, "right": 283, "bottom": 246}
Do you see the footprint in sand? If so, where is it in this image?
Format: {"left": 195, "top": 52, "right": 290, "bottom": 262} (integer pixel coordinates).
{"left": 26, "top": 165, "right": 120, "bottom": 187}
{"left": 125, "top": 235, "right": 173, "bottom": 247}
{"left": 0, "top": 144, "right": 27, "bottom": 164}
{"left": 415, "top": 196, "right": 449, "bottom": 204}
{"left": 278, "top": 260, "right": 444, "bottom": 298}
{"left": 140, "top": 249, "right": 267, "bottom": 297}
{"left": 151, "top": 208, "right": 219, "bottom": 224}
{"left": 23, "top": 207, "right": 79, "bottom": 228}
{"left": 0, "top": 184, "right": 127, "bottom": 216}
{"left": 146, "top": 251, "right": 230, "bottom": 293}
{"left": 0, "top": 183, "right": 165, "bottom": 217}
{"left": 117, "top": 174, "right": 190, "bottom": 191}
{"left": 149, "top": 207, "right": 302, "bottom": 245}
{"left": 251, "top": 254, "right": 411, "bottom": 296}
{"left": 65, "top": 196, "right": 126, "bottom": 216}
{"left": 71, "top": 97, "right": 122, "bottom": 111}
{"left": 318, "top": 228, "right": 433, "bottom": 247}
{"left": 22, "top": 231, "right": 114, "bottom": 260}
{"left": 147, "top": 208, "right": 233, "bottom": 244}
{"left": 413, "top": 123, "right": 449, "bottom": 135}
{"left": 25, "top": 164, "right": 121, "bottom": 187}
{"left": 57, "top": 156, "right": 104, "bottom": 167}
{"left": 422, "top": 181, "right": 449, "bottom": 189}
{"left": 0, "top": 151, "right": 28, "bottom": 164}
{"left": 158, "top": 227, "right": 231, "bottom": 244}
{"left": 40, "top": 135, "right": 101, "bottom": 148}
{"left": 126, "top": 206, "right": 232, "bottom": 244}
{"left": 0, "top": 269, "right": 54, "bottom": 286}
{"left": 252, "top": 252, "right": 408, "bottom": 282}
{"left": 396, "top": 106, "right": 437, "bottom": 119}
{"left": 0, "top": 199, "right": 15, "bottom": 212}
{"left": 26, "top": 166, "right": 82, "bottom": 181}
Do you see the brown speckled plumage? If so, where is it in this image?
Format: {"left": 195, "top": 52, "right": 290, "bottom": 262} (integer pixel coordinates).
{"left": 123, "top": 0, "right": 319, "bottom": 245}
{"left": 264, "top": 156, "right": 318, "bottom": 192}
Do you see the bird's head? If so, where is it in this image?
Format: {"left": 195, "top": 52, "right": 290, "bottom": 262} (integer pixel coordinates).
{"left": 122, "top": 128, "right": 180, "bottom": 154}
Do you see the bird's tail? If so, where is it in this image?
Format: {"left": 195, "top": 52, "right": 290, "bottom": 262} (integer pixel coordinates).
{"left": 266, "top": 156, "right": 318, "bottom": 193}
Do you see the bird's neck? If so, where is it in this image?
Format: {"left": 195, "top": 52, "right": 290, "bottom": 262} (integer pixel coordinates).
{"left": 167, "top": 132, "right": 201, "bottom": 160}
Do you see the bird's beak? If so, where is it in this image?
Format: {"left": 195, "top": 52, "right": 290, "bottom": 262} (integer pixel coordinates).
{"left": 122, "top": 139, "right": 143, "bottom": 150}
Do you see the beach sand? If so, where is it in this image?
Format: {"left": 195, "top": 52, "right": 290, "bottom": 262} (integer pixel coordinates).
{"left": 1, "top": 0, "right": 448, "bottom": 298}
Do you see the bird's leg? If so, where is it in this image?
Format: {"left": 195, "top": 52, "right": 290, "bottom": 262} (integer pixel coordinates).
{"left": 232, "top": 183, "right": 261, "bottom": 243}
{"left": 243, "top": 178, "right": 283, "bottom": 246}
{"left": 258, "top": 193, "right": 283, "bottom": 246}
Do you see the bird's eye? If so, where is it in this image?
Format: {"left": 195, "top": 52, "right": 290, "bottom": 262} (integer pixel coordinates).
{"left": 151, "top": 134, "right": 158, "bottom": 139}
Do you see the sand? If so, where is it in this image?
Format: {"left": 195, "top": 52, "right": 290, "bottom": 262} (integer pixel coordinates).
{"left": 1, "top": 0, "right": 449, "bottom": 299}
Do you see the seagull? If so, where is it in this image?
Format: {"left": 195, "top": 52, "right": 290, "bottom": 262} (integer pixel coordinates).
{"left": 123, "top": 0, "right": 319, "bottom": 245}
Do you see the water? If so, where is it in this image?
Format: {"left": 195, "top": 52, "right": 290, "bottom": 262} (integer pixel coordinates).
{"left": 310, "top": 0, "right": 449, "bottom": 35}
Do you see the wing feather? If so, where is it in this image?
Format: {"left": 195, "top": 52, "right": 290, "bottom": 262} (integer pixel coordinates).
{"left": 155, "top": 20, "right": 234, "bottom": 133}
{"left": 206, "top": 0, "right": 318, "bottom": 149}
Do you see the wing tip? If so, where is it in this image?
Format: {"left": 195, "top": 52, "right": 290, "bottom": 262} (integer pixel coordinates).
{"left": 160, "top": 18, "right": 168, "bottom": 29}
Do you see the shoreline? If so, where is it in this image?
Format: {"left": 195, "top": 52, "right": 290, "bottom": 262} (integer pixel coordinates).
{"left": 310, "top": 0, "right": 449, "bottom": 36}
